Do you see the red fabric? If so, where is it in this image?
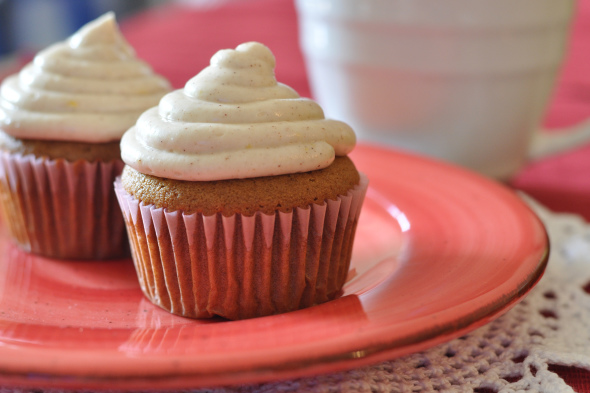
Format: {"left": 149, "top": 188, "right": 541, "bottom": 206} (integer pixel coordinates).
{"left": 120, "top": 0, "right": 590, "bottom": 389}
{"left": 550, "top": 365, "right": 590, "bottom": 392}
{"left": 121, "top": 0, "right": 310, "bottom": 96}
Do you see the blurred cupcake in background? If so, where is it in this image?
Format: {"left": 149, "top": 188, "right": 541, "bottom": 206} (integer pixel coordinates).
{"left": 0, "top": 12, "right": 170, "bottom": 259}
{"left": 116, "top": 42, "right": 367, "bottom": 320}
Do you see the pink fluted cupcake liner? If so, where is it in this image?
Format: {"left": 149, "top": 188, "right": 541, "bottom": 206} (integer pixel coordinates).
{"left": 114, "top": 174, "right": 368, "bottom": 320}
{"left": 0, "top": 151, "right": 128, "bottom": 259}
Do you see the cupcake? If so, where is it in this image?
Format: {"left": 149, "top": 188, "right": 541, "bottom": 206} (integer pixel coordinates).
{"left": 0, "top": 13, "right": 170, "bottom": 259}
{"left": 115, "top": 42, "right": 367, "bottom": 320}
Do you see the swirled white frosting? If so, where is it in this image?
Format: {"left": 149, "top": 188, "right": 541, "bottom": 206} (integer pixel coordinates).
{"left": 120, "top": 42, "right": 356, "bottom": 181}
{"left": 0, "top": 13, "right": 170, "bottom": 143}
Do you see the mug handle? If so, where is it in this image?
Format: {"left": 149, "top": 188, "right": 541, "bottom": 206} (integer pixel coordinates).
{"left": 529, "top": 119, "right": 590, "bottom": 161}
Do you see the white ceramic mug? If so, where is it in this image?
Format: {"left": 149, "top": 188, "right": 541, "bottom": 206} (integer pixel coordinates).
{"left": 295, "top": 0, "right": 590, "bottom": 179}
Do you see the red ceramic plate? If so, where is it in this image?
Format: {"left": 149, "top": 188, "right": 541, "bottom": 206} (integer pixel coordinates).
{"left": 0, "top": 145, "right": 548, "bottom": 391}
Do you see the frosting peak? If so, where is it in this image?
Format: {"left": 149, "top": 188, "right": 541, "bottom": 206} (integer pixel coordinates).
{"left": 69, "top": 12, "right": 130, "bottom": 52}
{"left": 0, "top": 13, "right": 170, "bottom": 143}
{"left": 120, "top": 42, "right": 356, "bottom": 181}
{"left": 185, "top": 42, "right": 297, "bottom": 105}
{"left": 211, "top": 42, "right": 276, "bottom": 69}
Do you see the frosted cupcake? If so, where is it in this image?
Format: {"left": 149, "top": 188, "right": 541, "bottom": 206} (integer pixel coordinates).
{"left": 0, "top": 13, "right": 170, "bottom": 259}
{"left": 115, "top": 42, "right": 367, "bottom": 320}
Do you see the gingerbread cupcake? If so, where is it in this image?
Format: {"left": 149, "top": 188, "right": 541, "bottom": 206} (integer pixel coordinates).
{"left": 115, "top": 42, "right": 367, "bottom": 320}
{"left": 0, "top": 13, "right": 170, "bottom": 259}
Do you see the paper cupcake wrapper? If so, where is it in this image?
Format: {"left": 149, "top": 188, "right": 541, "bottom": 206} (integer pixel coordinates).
{"left": 115, "top": 173, "right": 368, "bottom": 320}
{"left": 0, "top": 151, "right": 128, "bottom": 259}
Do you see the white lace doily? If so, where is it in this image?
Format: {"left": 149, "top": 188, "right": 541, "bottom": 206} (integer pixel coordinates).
{"left": 3, "top": 196, "right": 590, "bottom": 393}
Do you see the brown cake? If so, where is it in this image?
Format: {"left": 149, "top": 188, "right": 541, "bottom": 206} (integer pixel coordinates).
{"left": 0, "top": 13, "right": 170, "bottom": 259}
{"left": 121, "top": 156, "right": 360, "bottom": 216}
{"left": 0, "top": 133, "right": 126, "bottom": 259}
{"left": 115, "top": 42, "right": 367, "bottom": 319}
{"left": 0, "top": 132, "right": 122, "bottom": 163}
